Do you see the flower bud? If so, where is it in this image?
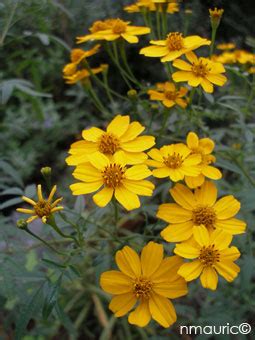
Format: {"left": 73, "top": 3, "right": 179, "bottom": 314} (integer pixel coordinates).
{"left": 127, "top": 89, "right": 138, "bottom": 100}
{"left": 17, "top": 219, "right": 28, "bottom": 230}
{"left": 209, "top": 8, "right": 224, "bottom": 29}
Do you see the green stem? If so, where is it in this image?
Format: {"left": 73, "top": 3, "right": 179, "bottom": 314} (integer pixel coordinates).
{"left": 158, "top": 108, "right": 170, "bottom": 141}
{"left": 161, "top": 6, "right": 168, "bottom": 37}
{"left": 47, "top": 216, "right": 80, "bottom": 246}
{"left": 210, "top": 27, "right": 217, "bottom": 57}
{"left": 87, "top": 86, "right": 111, "bottom": 117}
{"left": 0, "top": 0, "right": 19, "bottom": 46}
{"left": 156, "top": 7, "right": 162, "bottom": 39}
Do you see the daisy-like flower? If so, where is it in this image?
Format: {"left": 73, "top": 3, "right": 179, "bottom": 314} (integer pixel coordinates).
{"left": 76, "top": 19, "right": 115, "bottom": 43}
{"left": 157, "top": 181, "right": 246, "bottom": 243}
{"left": 184, "top": 132, "right": 222, "bottom": 188}
{"left": 70, "top": 151, "right": 154, "bottom": 211}
{"left": 64, "top": 65, "right": 107, "bottom": 85}
{"left": 16, "top": 185, "right": 63, "bottom": 224}
{"left": 77, "top": 18, "right": 150, "bottom": 44}
{"left": 175, "top": 225, "right": 240, "bottom": 290}
{"left": 124, "top": 0, "right": 179, "bottom": 14}
{"left": 66, "top": 115, "right": 155, "bottom": 166}
{"left": 216, "top": 43, "right": 236, "bottom": 51}
{"left": 172, "top": 51, "right": 227, "bottom": 93}
{"left": 100, "top": 242, "right": 188, "bottom": 328}
{"left": 147, "top": 143, "right": 201, "bottom": 182}
{"left": 148, "top": 82, "right": 188, "bottom": 108}
{"left": 140, "top": 32, "right": 210, "bottom": 62}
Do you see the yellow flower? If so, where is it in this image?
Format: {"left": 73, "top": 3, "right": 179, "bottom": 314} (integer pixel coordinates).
{"left": 140, "top": 32, "right": 210, "bottom": 62}
{"left": 66, "top": 115, "right": 155, "bottom": 166}
{"left": 216, "top": 43, "right": 236, "bottom": 51}
{"left": 212, "top": 52, "right": 236, "bottom": 65}
{"left": 248, "top": 66, "right": 255, "bottom": 74}
{"left": 76, "top": 19, "right": 115, "bottom": 43}
{"left": 175, "top": 225, "right": 240, "bottom": 290}
{"left": 209, "top": 8, "right": 224, "bottom": 21}
{"left": 63, "top": 65, "right": 106, "bottom": 84}
{"left": 77, "top": 18, "right": 150, "bottom": 44}
{"left": 16, "top": 185, "right": 63, "bottom": 224}
{"left": 100, "top": 242, "right": 188, "bottom": 328}
{"left": 147, "top": 143, "right": 201, "bottom": 182}
{"left": 148, "top": 82, "right": 188, "bottom": 108}
{"left": 70, "top": 151, "right": 154, "bottom": 211}
{"left": 172, "top": 51, "right": 227, "bottom": 93}
{"left": 184, "top": 132, "right": 222, "bottom": 188}
{"left": 125, "top": 0, "right": 179, "bottom": 13}
{"left": 157, "top": 181, "right": 246, "bottom": 243}
{"left": 234, "top": 50, "right": 255, "bottom": 64}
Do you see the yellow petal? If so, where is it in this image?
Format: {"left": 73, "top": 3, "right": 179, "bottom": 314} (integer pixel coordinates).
{"left": 157, "top": 203, "right": 192, "bottom": 223}
{"left": 200, "top": 267, "right": 218, "bottom": 290}
{"left": 174, "top": 242, "right": 200, "bottom": 259}
{"left": 87, "top": 152, "right": 110, "bottom": 170}
{"left": 140, "top": 45, "right": 169, "bottom": 57}
{"left": 120, "top": 122, "right": 144, "bottom": 142}
{"left": 199, "top": 138, "right": 215, "bottom": 154}
{"left": 214, "top": 261, "right": 240, "bottom": 282}
{"left": 149, "top": 293, "right": 177, "bottom": 328}
{"left": 123, "top": 179, "right": 154, "bottom": 196}
{"left": 202, "top": 166, "right": 222, "bottom": 180}
{"left": 161, "top": 50, "right": 185, "bottom": 62}
{"left": 193, "top": 225, "right": 210, "bottom": 247}
{"left": 210, "top": 228, "right": 232, "bottom": 250}
{"left": 121, "top": 33, "right": 138, "bottom": 43}
{"left": 153, "top": 277, "right": 188, "bottom": 299}
{"left": 21, "top": 196, "right": 36, "bottom": 206}
{"left": 37, "top": 184, "right": 43, "bottom": 201}
{"left": 160, "top": 221, "right": 194, "bottom": 242}
{"left": 173, "top": 59, "right": 192, "bottom": 71}
{"left": 93, "top": 187, "right": 114, "bottom": 207}
{"left": 206, "top": 73, "right": 227, "bottom": 86}
{"left": 185, "top": 51, "right": 198, "bottom": 64}
{"left": 125, "top": 165, "right": 152, "bottom": 180}
{"left": 141, "top": 242, "right": 163, "bottom": 278}
{"left": 220, "top": 246, "right": 240, "bottom": 261}
{"left": 152, "top": 167, "right": 172, "bottom": 178}
{"left": 116, "top": 246, "right": 141, "bottom": 278}
{"left": 151, "top": 256, "right": 183, "bottom": 282}
{"left": 121, "top": 136, "right": 155, "bottom": 152}
{"left": 16, "top": 208, "right": 35, "bottom": 214}
{"left": 215, "top": 218, "right": 246, "bottom": 234}
{"left": 187, "top": 132, "right": 199, "bottom": 148}
{"left": 82, "top": 127, "right": 104, "bottom": 141}
{"left": 201, "top": 78, "right": 214, "bottom": 93}
{"left": 128, "top": 300, "right": 151, "bottom": 327}
{"left": 109, "top": 293, "right": 137, "bottom": 317}
{"left": 73, "top": 164, "right": 102, "bottom": 182}
{"left": 170, "top": 183, "right": 196, "bottom": 210}
{"left": 147, "top": 148, "right": 163, "bottom": 162}
{"left": 100, "top": 270, "right": 132, "bottom": 294}
{"left": 70, "top": 181, "right": 102, "bottom": 195}
{"left": 185, "top": 174, "right": 205, "bottom": 188}
{"left": 213, "top": 196, "right": 240, "bottom": 219}
{"left": 177, "top": 260, "right": 203, "bottom": 281}
{"left": 172, "top": 71, "right": 191, "bottom": 82}
{"left": 114, "top": 186, "right": 140, "bottom": 211}
{"left": 194, "top": 181, "right": 217, "bottom": 206}
{"left": 107, "top": 115, "right": 130, "bottom": 137}
{"left": 123, "top": 151, "right": 148, "bottom": 165}
{"left": 27, "top": 216, "right": 38, "bottom": 223}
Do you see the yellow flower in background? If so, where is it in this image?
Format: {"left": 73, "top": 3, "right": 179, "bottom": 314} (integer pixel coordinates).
{"left": 16, "top": 185, "right": 63, "bottom": 224}
{"left": 77, "top": 18, "right": 150, "bottom": 44}
{"left": 70, "top": 151, "right": 154, "bottom": 211}
{"left": 184, "top": 132, "right": 222, "bottom": 188}
{"left": 216, "top": 43, "right": 236, "bottom": 51}
{"left": 148, "top": 82, "right": 188, "bottom": 108}
{"left": 157, "top": 181, "right": 246, "bottom": 243}
{"left": 125, "top": 0, "right": 179, "bottom": 14}
{"left": 100, "top": 242, "right": 188, "bottom": 328}
{"left": 212, "top": 52, "right": 236, "bottom": 65}
{"left": 66, "top": 115, "right": 155, "bottom": 166}
{"left": 147, "top": 143, "right": 201, "bottom": 182}
{"left": 63, "top": 65, "right": 107, "bottom": 84}
{"left": 175, "top": 225, "right": 240, "bottom": 290}
{"left": 248, "top": 66, "right": 255, "bottom": 74}
{"left": 173, "top": 51, "right": 227, "bottom": 93}
{"left": 140, "top": 32, "right": 210, "bottom": 62}
{"left": 234, "top": 50, "right": 255, "bottom": 64}
{"left": 76, "top": 19, "right": 115, "bottom": 43}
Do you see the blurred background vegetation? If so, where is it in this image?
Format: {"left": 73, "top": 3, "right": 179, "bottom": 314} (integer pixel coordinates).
{"left": 0, "top": 0, "right": 254, "bottom": 339}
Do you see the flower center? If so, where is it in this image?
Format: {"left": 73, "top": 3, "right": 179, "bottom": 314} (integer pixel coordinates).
{"left": 166, "top": 32, "right": 184, "bottom": 51}
{"left": 133, "top": 277, "right": 152, "bottom": 299}
{"left": 163, "top": 152, "right": 183, "bottom": 169}
{"left": 112, "top": 19, "right": 127, "bottom": 34}
{"left": 98, "top": 133, "right": 120, "bottom": 155}
{"left": 199, "top": 245, "right": 220, "bottom": 266}
{"left": 34, "top": 200, "right": 52, "bottom": 218}
{"left": 164, "top": 90, "right": 177, "bottom": 100}
{"left": 102, "top": 164, "right": 125, "bottom": 188}
{"left": 191, "top": 60, "right": 210, "bottom": 77}
{"left": 90, "top": 21, "right": 109, "bottom": 33}
{"left": 192, "top": 206, "right": 216, "bottom": 228}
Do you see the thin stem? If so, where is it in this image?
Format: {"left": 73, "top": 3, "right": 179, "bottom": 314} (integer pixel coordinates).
{"left": 158, "top": 108, "right": 170, "bottom": 141}
{"left": 210, "top": 27, "right": 217, "bottom": 57}
{"left": 119, "top": 41, "right": 142, "bottom": 87}
{"left": 0, "top": 0, "right": 19, "bottom": 46}
{"left": 156, "top": 7, "right": 162, "bottom": 39}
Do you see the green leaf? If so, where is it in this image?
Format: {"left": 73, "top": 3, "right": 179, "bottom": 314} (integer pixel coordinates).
{"left": 0, "top": 197, "right": 23, "bottom": 210}
{"left": 0, "top": 187, "right": 23, "bottom": 196}
{"left": 15, "top": 283, "right": 45, "bottom": 340}
{"left": 42, "top": 275, "right": 62, "bottom": 319}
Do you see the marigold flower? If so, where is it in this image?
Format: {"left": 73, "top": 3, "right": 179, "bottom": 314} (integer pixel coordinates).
{"left": 216, "top": 43, "right": 236, "bottom": 51}
{"left": 64, "top": 65, "right": 106, "bottom": 84}
{"left": 147, "top": 143, "right": 201, "bottom": 182}
{"left": 157, "top": 181, "right": 246, "bottom": 242}
{"left": 100, "top": 242, "right": 188, "bottom": 327}
{"left": 70, "top": 151, "right": 154, "bottom": 211}
{"left": 16, "top": 185, "right": 63, "bottom": 224}
{"left": 174, "top": 225, "right": 241, "bottom": 290}
{"left": 184, "top": 132, "right": 222, "bottom": 188}
{"left": 77, "top": 18, "right": 150, "bottom": 44}
{"left": 172, "top": 51, "right": 227, "bottom": 93}
{"left": 66, "top": 115, "right": 155, "bottom": 166}
{"left": 124, "top": 0, "right": 179, "bottom": 14}
{"left": 209, "top": 8, "right": 224, "bottom": 28}
{"left": 140, "top": 32, "right": 210, "bottom": 62}
{"left": 148, "top": 82, "right": 188, "bottom": 108}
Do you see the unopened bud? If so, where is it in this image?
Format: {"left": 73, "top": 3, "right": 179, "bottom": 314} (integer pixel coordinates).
{"left": 127, "top": 89, "right": 138, "bottom": 100}
{"left": 41, "top": 167, "right": 51, "bottom": 178}
{"left": 209, "top": 8, "right": 224, "bottom": 29}
{"left": 17, "top": 219, "right": 28, "bottom": 230}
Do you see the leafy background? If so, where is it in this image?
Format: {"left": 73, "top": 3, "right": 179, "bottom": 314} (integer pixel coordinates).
{"left": 0, "top": 0, "right": 254, "bottom": 339}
